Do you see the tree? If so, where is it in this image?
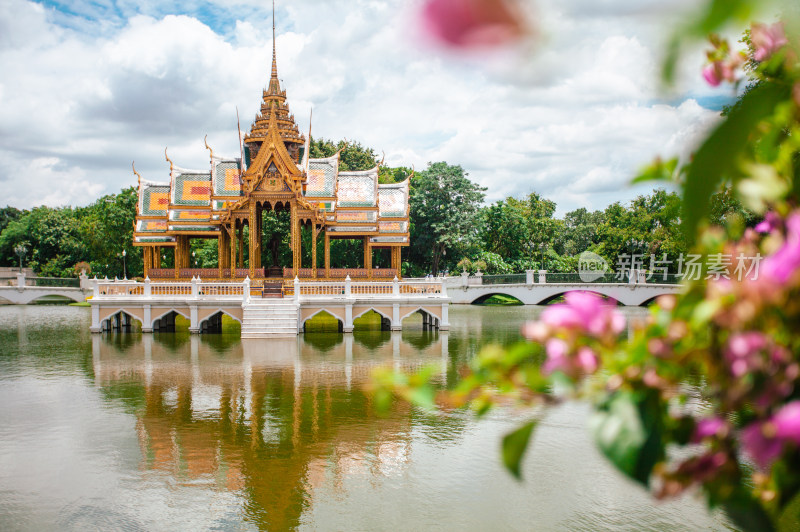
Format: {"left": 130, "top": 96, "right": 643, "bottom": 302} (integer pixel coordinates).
{"left": 409, "top": 162, "right": 486, "bottom": 274}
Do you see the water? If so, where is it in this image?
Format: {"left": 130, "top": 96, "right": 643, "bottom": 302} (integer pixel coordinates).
{"left": 0, "top": 305, "right": 733, "bottom": 531}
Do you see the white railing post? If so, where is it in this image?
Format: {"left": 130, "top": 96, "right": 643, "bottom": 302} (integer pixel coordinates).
{"left": 294, "top": 276, "right": 300, "bottom": 304}
{"left": 191, "top": 276, "right": 200, "bottom": 298}
{"left": 474, "top": 271, "right": 483, "bottom": 285}
{"left": 538, "top": 270, "right": 547, "bottom": 284}
{"left": 393, "top": 276, "right": 400, "bottom": 297}
{"left": 638, "top": 269, "right": 647, "bottom": 284}
{"left": 526, "top": 269, "right": 535, "bottom": 286}
{"left": 144, "top": 277, "right": 151, "bottom": 297}
{"left": 345, "top": 275, "right": 351, "bottom": 298}
{"left": 93, "top": 276, "right": 100, "bottom": 298}
{"left": 440, "top": 278, "right": 448, "bottom": 298}
{"left": 243, "top": 276, "right": 251, "bottom": 304}
{"left": 628, "top": 269, "right": 637, "bottom": 285}
{"left": 460, "top": 271, "right": 469, "bottom": 287}
{"left": 16, "top": 272, "right": 25, "bottom": 291}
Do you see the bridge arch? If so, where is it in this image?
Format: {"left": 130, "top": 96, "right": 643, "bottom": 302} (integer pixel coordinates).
{"left": 27, "top": 293, "right": 83, "bottom": 304}
{"left": 534, "top": 290, "right": 618, "bottom": 306}
{"left": 198, "top": 309, "right": 242, "bottom": 334}
{"left": 302, "top": 309, "right": 344, "bottom": 333}
{"left": 151, "top": 309, "right": 190, "bottom": 332}
{"left": 470, "top": 293, "right": 524, "bottom": 305}
{"left": 638, "top": 295, "right": 664, "bottom": 307}
{"left": 198, "top": 308, "right": 242, "bottom": 326}
{"left": 353, "top": 307, "right": 393, "bottom": 330}
{"left": 0, "top": 288, "right": 86, "bottom": 305}
{"left": 400, "top": 306, "right": 440, "bottom": 329}
{"left": 100, "top": 309, "right": 143, "bottom": 332}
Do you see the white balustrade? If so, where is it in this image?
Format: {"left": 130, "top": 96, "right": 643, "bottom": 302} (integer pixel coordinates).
{"left": 90, "top": 278, "right": 447, "bottom": 301}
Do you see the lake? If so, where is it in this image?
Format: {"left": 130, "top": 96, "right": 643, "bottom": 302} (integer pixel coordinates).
{"left": 0, "top": 305, "right": 732, "bottom": 531}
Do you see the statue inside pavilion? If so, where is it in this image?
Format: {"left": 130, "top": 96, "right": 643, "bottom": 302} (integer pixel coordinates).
{"left": 132, "top": 11, "right": 409, "bottom": 282}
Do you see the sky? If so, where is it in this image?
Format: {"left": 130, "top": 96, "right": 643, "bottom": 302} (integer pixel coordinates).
{"left": 0, "top": 0, "right": 750, "bottom": 214}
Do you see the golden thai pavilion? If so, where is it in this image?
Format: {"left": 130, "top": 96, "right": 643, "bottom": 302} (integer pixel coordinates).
{"left": 132, "top": 17, "right": 409, "bottom": 282}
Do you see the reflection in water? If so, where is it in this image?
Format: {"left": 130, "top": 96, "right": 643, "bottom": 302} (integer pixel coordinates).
{"left": 0, "top": 305, "right": 732, "bottom": 531}
{"left": 92, "top": 330, "right": 451, "bottom": 530}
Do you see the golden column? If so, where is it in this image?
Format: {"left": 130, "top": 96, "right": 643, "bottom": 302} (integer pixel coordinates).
{"left": 248, "top": 201, "right": 257, "bottom": 278}
{"left": 324, "top": 232, "right": 330, "bottom": 278}
{"left": 230, "top": 222, "right": 237, "bottom": 278}
{"left": 363, "top": 237, "right": 372, "bottom": 278}
{"left": 291, "top": 204, "right": 301, "bottom": 275}
{"left": 311, "top": 224, "right": 318, "bottom": 278}
{"left": 143, "top": 247, "right": 151, "bottom": 279}
{"left": 237, "top": 224, "right": 244, "bottom": 268}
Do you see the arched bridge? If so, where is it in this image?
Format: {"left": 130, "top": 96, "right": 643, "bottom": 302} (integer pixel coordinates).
{"left": 0, "top": 285, "right": 90, "bottom": 305}
{"left": 447, "top": 282, "right": 680, "bottom": 306}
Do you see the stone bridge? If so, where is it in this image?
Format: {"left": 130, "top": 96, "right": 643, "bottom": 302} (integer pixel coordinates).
{"left": 0, "top": 273, "right": 90, "bottom": 305}
{"left": 444, "top": 271, "right": 680, "bottom": 306}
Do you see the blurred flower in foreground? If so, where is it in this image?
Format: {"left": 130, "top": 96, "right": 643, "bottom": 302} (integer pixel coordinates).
{"left": 419, "top": 0, "right": 530, "bottom": 49}
{"left": 701, "top": 35, "right": 745, "bottom": 87}
{"left": 751, "top": 22, "right": 788, "bottom": 62}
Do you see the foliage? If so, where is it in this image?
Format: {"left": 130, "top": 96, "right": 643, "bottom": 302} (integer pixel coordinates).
{"left": 371, "top": 7, "right": 800, "bottom": 532}
{"left": 408, "top": 162, "right": 487, "bottom": 274}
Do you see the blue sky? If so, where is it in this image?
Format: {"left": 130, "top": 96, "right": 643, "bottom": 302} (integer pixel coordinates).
{"left": 0, "top": 0, "right": 752, "bottom": 213}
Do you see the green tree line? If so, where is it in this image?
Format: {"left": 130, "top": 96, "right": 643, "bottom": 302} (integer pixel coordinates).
{"left": 0, "top": 137, "right": 755, "bottom": 278}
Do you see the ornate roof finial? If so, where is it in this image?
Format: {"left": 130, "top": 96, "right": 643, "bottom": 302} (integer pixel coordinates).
{"left": 302, "top": 107, "right": 312, "bottom": 173}
{"left": 164, "top": 147, "right": 174, "bottom": 175}
{"left": 204, "top": 134, "right": 214, "bottom": 159}
{"left": 271, "top": 0, "right": 278, "bottom": 82}
{"left": 132, "top": 161, "right": 141, "bottom": 187}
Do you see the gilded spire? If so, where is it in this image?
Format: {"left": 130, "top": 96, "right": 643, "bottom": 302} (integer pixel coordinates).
{"left": 270, "top": 0, "right": 279, "bottom": 92}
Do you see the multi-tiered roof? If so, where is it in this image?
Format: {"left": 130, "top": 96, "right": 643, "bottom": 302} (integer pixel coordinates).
{"left": 131, "top": 6, "right": 409, "bottom": 278}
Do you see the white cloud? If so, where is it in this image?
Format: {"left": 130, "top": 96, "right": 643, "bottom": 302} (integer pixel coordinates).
{"left": 0, "top": 0, "right": 735, "bottom": 213}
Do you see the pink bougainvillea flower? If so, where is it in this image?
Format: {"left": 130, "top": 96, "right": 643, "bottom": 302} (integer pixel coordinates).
{"left": 692, "top": 417, "right": 729, "bottom": 443}
{"left": 773, "top": 401, "right": 800, "bottom": 445}
{"left": 543, "top": 338, "right": 569, "bottom": 375}
{"left": 762, "top": 213, "right": 800, "bottom": 283}
{"left": 541, "top": 291, "right": 624, "bottom": 337}
{"left": 751, "top": 22, "right": 788, "bottom": 62}
{"left": 420, "top": 0, "right": 528, "bottom": 48}
{"left": 741, "top": 421, "right": 783, "bottom": 469}
{"left": 755, "top": 212, "right": 780, "bottom": 233}
{"left": 702, "top": 59, "right": 741, "bottom": 87}
{"left": 702, "top": 63, "right": 723, "bottom": 87}
{"left": 725, "top": 331, "right": 768, "bottom": 377}
{"left": 575, "top": 346, "right": 599, "bottom": 374}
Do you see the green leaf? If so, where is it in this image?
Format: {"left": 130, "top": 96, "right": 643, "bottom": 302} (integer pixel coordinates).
{"left": 682, "top": 82, "right": 789, "bottom": 243}
{"left": 589, "top": 391, "right": 665, "bottom": 486}
{"left": 502, "top": 421, "right": 537, "bottom": 481}
{"left": 722, "top": 491, "right": 775, "bottom": 532}
{"left": 632, "top": 157, "right": 679, "bottom": 185}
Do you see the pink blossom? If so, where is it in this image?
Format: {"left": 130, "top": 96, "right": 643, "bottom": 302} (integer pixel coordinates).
{"left": 762, "top": 213, "right": 800, "bottom": 283}
{"left": 751, "top": 22, "right": 788, "bottom": 62}
{"left": 420, "top": 0, "right": 527, "bottom": 49}
{"left": 702, "top": 63, "right": 723, "bottom": 87}
{"left": 543, "top": 338, "right": 569, "bottom": 374}
{"left": 541, "top": 291, "right": 624, "bottom": 337}
{"left": 692, "top": 417, "right": 729, "bottom": 443}
{"left": 755, "top": 212, "right": 780, "bottom": 233}
{"left": 741, "top": 422, "right": 783, "bottom": 469}
{"left": 773, "top": 402, "right": 800, "bottom": 445}
{"left": 702, "top": 61, "right": 738, "bottom": 87}
{"left": 576, "top": 347, "right": 599, "bottom": 374}
{"left": 725, "top": 332, "right": 768, "bottom": 377}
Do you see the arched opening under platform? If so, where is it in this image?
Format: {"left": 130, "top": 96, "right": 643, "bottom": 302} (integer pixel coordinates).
{"left": 101, "top": 310, "right": 142, "bottom": 333}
